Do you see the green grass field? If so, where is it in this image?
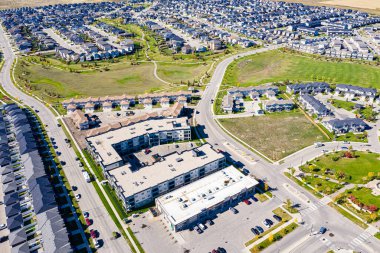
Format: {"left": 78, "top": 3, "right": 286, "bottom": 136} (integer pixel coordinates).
{"left": 219, "top": 110, "right": 328, "bottom": 161}
{"left": 156, "top": 62, "right": 210, "bottom": 84}
{"left": 351, "top": 187, "right": 380, "bottom": 208}
{"left": 223, "top": 50, "right": 380, "bottom": 88}
{"left": 15, "top": 59, "right": 165, "bottom": 102}
{"left": 303, "top": 175, "right": 343, "bottom": 195}
{"left": 330, "top": 99, "right": 356, "bottom": 111}
{"left": 300, "top": 151, "right": 380, "bottom": 184}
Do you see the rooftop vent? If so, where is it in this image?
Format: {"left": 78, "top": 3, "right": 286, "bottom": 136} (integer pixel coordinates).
{"left": 107, "top": 136, "right": 113, "bottom": 139}
{"left": 121, "top": 171, "right": 126, "bottom": 175}
{"left": 107, "top": 152, "right": 112, "bottom": 156}
{"left": 182, "top": 203, "right": 188, "bottom": 208}
{"left": 176, "top": 158, "right": 183, "bottom": 162}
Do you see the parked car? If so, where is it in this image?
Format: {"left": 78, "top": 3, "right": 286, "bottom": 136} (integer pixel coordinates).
{"left": 242, "top": 168, "right": 250, "bottom": 175}
{"left": 57, "top": 123, "right": 61, "bottom": 127}
{"left": 255, "top": 226, "right": 264, "bottom": 234}
{"left": 75, "top": 194, "right": 81, "bottom": 200}
{"left": 85, "top": 218, "right": 91, "bottom": 226}
{"left": 217, "top": 248, "right": 226, "bottom": 253}
{"left": 72, "top": 186, "right": 77, "bottom": 191}
{"left": 263, "top": 219, "right": 271, "bottom": 228}
{"left": 251, "top": 196, "right": 258, "bottom": 202}
{"left": 229, "top": 207, "right": 238, "bottom": 214}
{"left": 198, "top": 223, "right": 206, "bottom": 230}
{"left": 83, "top": 212, "right": 89, "bottom": 218}
{"left": 206, "top": 220, "right": 214, "bottom": 226}
{"left": 0, "top": 224, "right": 7, "bottom": 230}
{"left": 94, "top": 239, "right": 100, "bottom": 248}
{"left": 243, "top": 199, "right": 251, "bottom": 205}
{"left": 194, "top": 225, "right": 202, "bottom": 234}
{"left": 90, "top": 229, "right": 96, "bottom": 239}
{"left": 319, "top": 227, "right": 327, "bottom": 234}
{"left": 251, "top": 227, "right": 259, "bottom": 235}
{"left": 273, "top": 215, "right": 282, "bottom": 222}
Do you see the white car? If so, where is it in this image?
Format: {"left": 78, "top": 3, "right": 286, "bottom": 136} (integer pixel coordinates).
{"left": 94, "top": 239, "right": 100, "bottom": 248}
{"left": 198, "top": 223, "right": 206, "bottom": 230}
{"left": 75, "top": 194, "right": 81, "bottom": 200}
{"left": 0, "top": 224, "right": 7, "bottom": 230}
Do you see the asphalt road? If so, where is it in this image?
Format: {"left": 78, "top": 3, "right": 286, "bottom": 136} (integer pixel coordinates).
{"left": 194, "top": 46, "right": 380, "bottom": 252}
{"left": 0, "top": 26, "right": 130, "bottom": 253}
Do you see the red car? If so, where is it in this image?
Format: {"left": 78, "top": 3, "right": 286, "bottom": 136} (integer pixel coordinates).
{"left": 85, "top": 218, "right": 91, "bottom": 226}
{"left": 90, "top": 229, "right": 96, "bottom": 239}
{"left": 243, "top": 199, "right": 251, "bottom": 205}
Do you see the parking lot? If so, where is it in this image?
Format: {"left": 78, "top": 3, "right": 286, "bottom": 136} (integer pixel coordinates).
{"left": 130, "top": 193, "right": 284, "bottom": 253}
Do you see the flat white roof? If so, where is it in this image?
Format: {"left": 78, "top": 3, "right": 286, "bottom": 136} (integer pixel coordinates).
{"left": 156, "top": 166, "right": 259, "bottom": 225}
{"left": 108, "top": 144, "right": 224, "bottom": 197}
{"left": 87, "top": 117, "right": 190, "bottom": 166}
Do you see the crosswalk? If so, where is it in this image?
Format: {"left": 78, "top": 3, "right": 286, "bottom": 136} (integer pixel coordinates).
{"left": 348, "top": 231, "right": 373, "bottom": 249}
{"left": 300, "top": 200, "right": 327, "bottom": 216}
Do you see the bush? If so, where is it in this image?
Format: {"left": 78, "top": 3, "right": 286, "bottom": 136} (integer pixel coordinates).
{"left": 332, "top": 156, "right": 340, "bottom": 161}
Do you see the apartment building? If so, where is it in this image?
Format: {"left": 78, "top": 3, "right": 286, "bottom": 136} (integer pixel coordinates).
{"left": 106, "top": 144, "right": 226, "bottom": 210}
{"left": 299, "top": 94, "right": 330, "bottom": 117}
{"left": 86, "top": 117, "right": 191, "bottom": 170}
{"left": 156, "top": 166, "right": 259, "bottom": 232}
{"left": 262, "top": 100, "right": 294, "bottom": 112}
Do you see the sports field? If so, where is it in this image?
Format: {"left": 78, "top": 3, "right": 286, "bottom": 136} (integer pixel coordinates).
{"left": 223, "top": 50, "right": 380, "bottom": 88}
{"left": 219, "top": 110, "right": 328, "bottom": 161}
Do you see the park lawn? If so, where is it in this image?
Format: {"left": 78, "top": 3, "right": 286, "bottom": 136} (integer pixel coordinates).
{"left": 15, "top": 59, "right": 166, "bottom": 102}
{"left": 223, "top": 50, "right": 380, "bottom": 88}
{"left": 300, "top": 151, "right": 380, "bottom": 184}
{"left": 219, "top": 110, "right": 328, "bottom": 161}
{"left": 303, "top": 175, "right": 343, "bottom": 195}
{"left": 335, "top": 132, "right": 368, "bottom": 143}
{"left": 351, "top": 187, "right": 380, "bottom": 208}
{"left": 330, "top": 99, "right": 356, "bottom": 111}
{"left": 156, "top": 62, "right": 211, "bottom": 84}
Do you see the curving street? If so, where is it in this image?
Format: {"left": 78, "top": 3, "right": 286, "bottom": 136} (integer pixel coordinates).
{"left": 195, "top": 46, "right": 380, "bottom": 252}
{"left": 0, "top": 25, "right": 131, "bottom": 253}
{"left": 1, "top": 22, "right": 380, "bottom": 252}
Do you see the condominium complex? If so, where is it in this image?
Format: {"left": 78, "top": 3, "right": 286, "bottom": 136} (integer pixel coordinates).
{"left": 106, "top": 144, "right": 226, "bottom": 210}
{"left": 156, "top": 166, "right": 259, "bottom": 231}
{"left": 86, "top": 117, "right": 191, "bottom": 170}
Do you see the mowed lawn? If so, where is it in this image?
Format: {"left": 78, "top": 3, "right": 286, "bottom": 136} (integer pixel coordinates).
{"left": 156, "top": 62, "right": 210, "bottom": 84}
{"left": 223, "top": 50, "right": 380, "bottom": 88}
{"left": 351, "top": 187, "right": 380, "bottom": 208}
{"left": 219, "top": 110, "right": 328, "bottom": 161}
{"left": 15, "top": 60, "right": 165, "bottom": 101}
{"left": 301, "top": 151, "right": 380, "bottom": 184}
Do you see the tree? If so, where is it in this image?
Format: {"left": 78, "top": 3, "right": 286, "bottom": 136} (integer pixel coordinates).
{"left": 264, "top": 182, "right": 269, "bottom": 191}
{"left": 268, "top": 233, "right": 274, "bottom": 243}
{"left": 285, "top": 198, "right": 293, "bottom": 209}
{"left": 290, "top": 167, "right": 296, "bottom": 176}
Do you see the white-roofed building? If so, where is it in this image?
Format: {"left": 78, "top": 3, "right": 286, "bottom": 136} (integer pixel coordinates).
{"left": 107, "top": 144, "right": 226, "bottom": 210}
{"left": 156, "top": 166, "right": 259, "bottom": 231}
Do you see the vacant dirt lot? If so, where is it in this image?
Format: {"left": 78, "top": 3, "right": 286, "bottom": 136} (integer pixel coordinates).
{"left": 322, "top": 0, "right": 380, "bottom": 10}
{"left": 219, "top": 110, "right": 328, "bottom": 161}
